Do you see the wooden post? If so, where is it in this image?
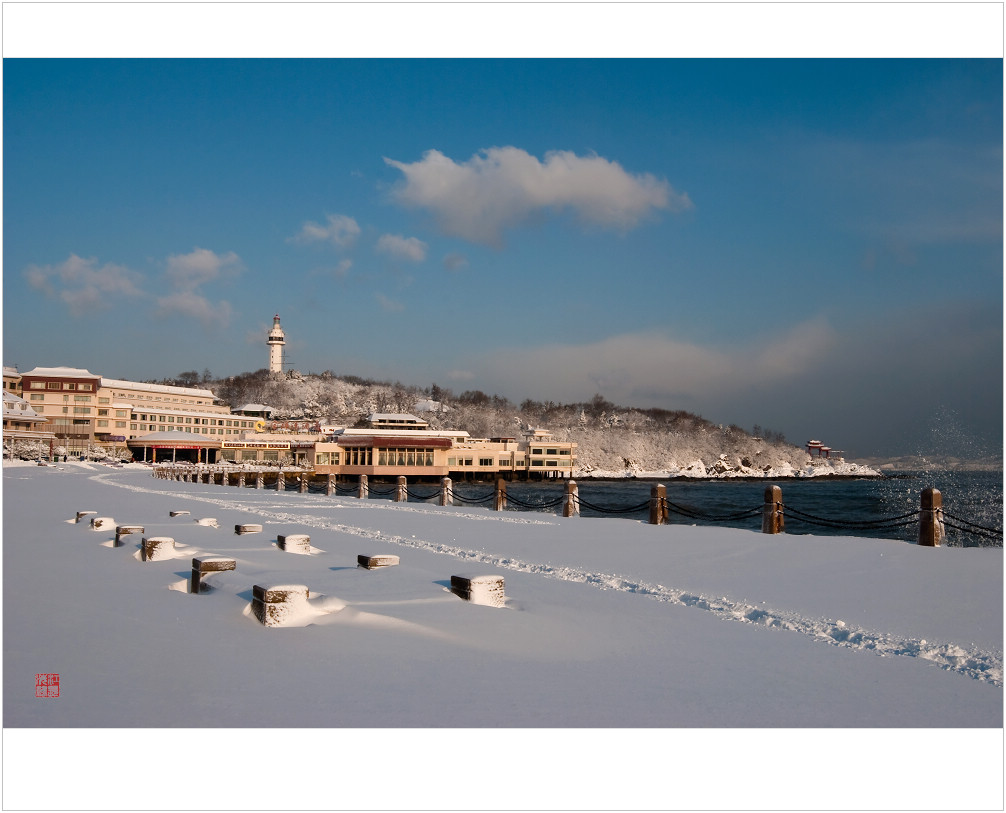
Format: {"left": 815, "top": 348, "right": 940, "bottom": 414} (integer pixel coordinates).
{"left": 358, "top": 474, "right": 369, "bottom": 499}
{"left": 395, "top": 475, "right": 407, "bottom": 502}
{"left": 327, "top": 473, "right": 335, "bottom": 496}
{"left": 563, "top": 480, "right": 579, "bottom": 517}
{"left": 918, "top": 487, "right": 945, "bottom": 547}
{"left": 762, "top": 485, "right": 784, "bottom": 534}
{"left": 649, "top": 484, "right": 666, "bottom": 525}
{"left": 440, "top": 477, "right": 452, "bottom": 506}
{"left": 495, "top": 478, "right": 507, "bottom": 511}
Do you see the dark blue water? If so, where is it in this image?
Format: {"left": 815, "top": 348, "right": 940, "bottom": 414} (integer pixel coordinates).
{"left": 444, "top": 471, "right": 1003, "bottom": 548}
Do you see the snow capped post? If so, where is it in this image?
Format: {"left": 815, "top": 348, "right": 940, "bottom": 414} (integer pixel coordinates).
{"left": 277, "top": 469, "right": 286, "bottom": 491}
{"left": 649, "top": 484, "right": 667, "bottom": 525}
{"left": 238, "top": 471, "right": 246, "bottom": 488}
{"left": 256, "top": 471, "right": 264, "bottom": 489}
{"left": 299, "top": 474, "right": 309, "bottom": 493}
{"left": 762, "top": 485, "right": 785, "bottom": 534}
{"left": 190, "top": 556, "right": 236, "bottom": 593}
{"left": 358, "top": 475, "right": 369, "bottom": 499}
{"left": 495, "top": 478, "right": 508, "bottom": 511}
{"left": 252, "top": 584, "right": 309, "bottom": 627}
{"left": 440, "top": 477, "right": 452, "bottom": 506}
{"left": 451, "top": 574, "right": 506, "bottom": 608}
{"left": 326, "top": 473, "right": 335, "bottom": 496}
{"left": 563, "top": 480, "right": 579, "bottom": 517}
{"left": 141, "top": 536, "right": 176, "bottom": 561}
{"left": 114, "top": 525, "right": 144, "bottom": 547}
{"left": 395, "top": 476, "right": 407, "bottom": 502}
{"left": 918, "top": 488, "right": 945, "bottom": 547}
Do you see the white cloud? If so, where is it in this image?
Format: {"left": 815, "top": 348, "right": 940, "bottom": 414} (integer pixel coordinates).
{"left": 155, "top": 290, "right": 232, "bottom": 327}
{"left": 376, "top": 233, "right": 428, "bottom": 262}
{"left": 23, "top": 254, "right": 143, "bottom": 315}
{"left": 475, "top": 319, "right": 837, "bottom": 407}
{"left": 165, "top": 247, "right": 241, "bottom": 289}
{"left": 443, "top": 252, "right": 469, "bottom": 272}
{"left": 291, "top": 213, "right": 361, "bottom": 248}
{"left": 376, "top": 292, "right": 405, "bottom": 312}
{"left": 157, "top": 247, "right": 240, "bottom": 328}
{"left": 385, "top": 147, "right": 691, "bottom": 245}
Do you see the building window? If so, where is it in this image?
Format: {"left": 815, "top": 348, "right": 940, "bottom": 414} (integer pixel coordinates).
{"left": 46, "top": 382, "right": 60, "bottom": 390}
{"left": 116, "top": 410, "right": 128, "bottom": 418}
{"left": 97, "top": 420, "right": 108, "bottom": 428}
{"left": 73, "top": 407, "right": 91, "bottom": 415}
{"left": 98, "top": 409, "right": 108, "bottom": 416}
{"left": 130, "top": 424, "right": 138, "bottom": 430}
{"left": 115, "top": 421, "right": 127, "bottom": 428}
{"left": 80, "top": 384, "right": 92, "bottom": 391}
{"left": 479, "top": 458, "right": 493, "bottom": 467}
{"left": 99, "top": 397, "right": 110, "bottom": 404}
{"left": 30, "top": 393, "right": 43, "bottom": 400}
{"left": 63, "top": 383, "right": 76, "bottom": 390}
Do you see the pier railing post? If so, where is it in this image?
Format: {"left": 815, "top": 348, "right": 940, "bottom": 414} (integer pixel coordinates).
{"left": 277, "top": 469, "right": 285, "bottom": 491}
{"left": 649, "top": 484, "right": 666, "bottom": 525}
{"left": 256, "top": 471, "right": 264, "bottom": 489}
{"left": 918, "top": 487, "right": 945, "bottom": 546}
{"left": 495, "top": 478, "right": 507, "bottom": 511}
{"left": 440, "top": 477, "right": 452, "bottom": 506}
{"left": 300, "top": 474, "right": 309, "bottom": 493}
{"left": 563, "top": 480, "right": 579, "bottom": 517}
{"left": 395, "top": 476, "right": 407, "bottom": 502}
{"left": 762, "top": 485, "right": 784, "bottom": 534}
{"left": 358, "top": 474, "right": 368, "bottom": 499}
{"left": 326, "top": 473, "right": 335, "bottom": 496}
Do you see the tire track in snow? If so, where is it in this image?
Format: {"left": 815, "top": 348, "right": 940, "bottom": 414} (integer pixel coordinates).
{"left": 94, "top": 473, "right": 1004, "bottom": 687}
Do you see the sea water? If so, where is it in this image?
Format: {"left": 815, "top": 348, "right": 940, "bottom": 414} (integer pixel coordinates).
{"left": 446, "top": 470, "right": 1003, "bottom": 547}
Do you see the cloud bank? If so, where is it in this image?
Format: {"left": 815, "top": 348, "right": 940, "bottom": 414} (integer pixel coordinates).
{"left": 291, "top": 214, "right": 361, "bottom": 248}
{"left": 376, "top": 233, "right": 428, "bottom": 262}
{"left": 155, "top": 247, "right": 241, "bottom": 328}
{"left": 385, "top": 147, "right": 690, "bottom": 245}
{"left": 24, "top": 254, "right": 144, "bottom": 315}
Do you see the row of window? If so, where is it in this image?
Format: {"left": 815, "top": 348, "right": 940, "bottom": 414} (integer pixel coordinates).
{"left": 30, "top": 382, "right": 95, "bottom": 391}
{"left": 135, "top": 414, "right": 255, "bottom": 427}
{"left": 130, "top": 424, "right": 249, "bottom": 435}
{"left": 529, "top": 448, "right": 572, "bottom": 456}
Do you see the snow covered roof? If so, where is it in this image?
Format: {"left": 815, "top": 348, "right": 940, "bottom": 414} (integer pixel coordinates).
{"left": 235, "top": 404, "right": 273, "bottom": 413}
{"left": 21, "top": 366, "right": 99, "bottom": 379}
{"left": 368, "top": 412, "right": 424, "bottom": 422}
{"left": 2, "top": 391, "right": 46, "bottom": 421}
{"left": 127, "top": 431, "right": 220, "bottom": 444}
{"left": 101, "top": 377, "right": 217, "bottom": 399}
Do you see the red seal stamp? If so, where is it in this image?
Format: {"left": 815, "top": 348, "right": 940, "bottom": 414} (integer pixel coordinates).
{"left": 35, "top": 673, "right": 59, "bottom": 698}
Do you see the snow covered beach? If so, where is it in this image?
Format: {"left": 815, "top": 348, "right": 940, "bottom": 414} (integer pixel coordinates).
{"left": 3, "top": 460, "right": 1003, "bottom": 809}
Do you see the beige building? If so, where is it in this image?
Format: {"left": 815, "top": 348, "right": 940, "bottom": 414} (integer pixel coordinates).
{"left": 17, "top": 367, "right": 261, "bottom": 458}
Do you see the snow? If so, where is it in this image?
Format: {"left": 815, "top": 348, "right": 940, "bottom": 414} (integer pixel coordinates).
{"left": 2, "top": 460, "right": 1002, "bottom": 810}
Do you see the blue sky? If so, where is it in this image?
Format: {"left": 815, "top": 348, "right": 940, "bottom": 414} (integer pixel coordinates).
{"left": 3, "top": 9, "right": 1002, "bottom": 459}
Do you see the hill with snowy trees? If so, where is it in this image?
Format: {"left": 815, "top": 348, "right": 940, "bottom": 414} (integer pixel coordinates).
{"left": 154, "top": 368, "right": 876, "bottom": 478}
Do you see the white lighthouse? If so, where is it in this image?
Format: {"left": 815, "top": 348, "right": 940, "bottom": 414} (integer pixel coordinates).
{"left": 267, "top": 314, "right": 286, "bottom": 373}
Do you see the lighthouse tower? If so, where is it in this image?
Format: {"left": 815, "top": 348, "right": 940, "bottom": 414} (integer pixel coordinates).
{"left": 267, "top": 314, "right": 286, "bottom": 373}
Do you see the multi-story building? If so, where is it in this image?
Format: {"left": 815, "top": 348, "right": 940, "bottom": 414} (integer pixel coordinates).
{"left": 19, "top": 367, "right": 103, "bottom": 456}
{"left": 2, "top": 390, "right": 55, "bottom": 456}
